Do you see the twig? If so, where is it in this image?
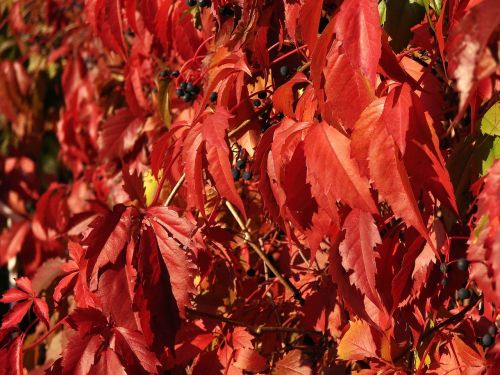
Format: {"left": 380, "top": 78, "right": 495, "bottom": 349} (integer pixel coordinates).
{"left": 225, "top": 201, "right": 304, "bottom": 304}
{"left": 228, "top": 119, "right": 251, "bottom": 138}
{"left": 24, "top": 317, "right": 68, "bottom": 351}
{"left": 394, "top": 296, "right": 480, "bottom": 365}
{"left": 161, "top": 119, "right": 251, "bottom": 208}
{"left": 163, "top": 173, "right": 186, "bottom": 207}
{"left": 186, "top": 307, "right": 321, "bottom": 336}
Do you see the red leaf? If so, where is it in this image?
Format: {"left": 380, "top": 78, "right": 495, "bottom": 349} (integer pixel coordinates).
{"left": 121, "top": 166, "right": 146, "bottom": 206}
{"left": 114, "top": 326, "right": 160, "bottom": 374}
{"left": 33, "top": 298, "right": 50, "bottom": 329}
{"left": 145, "top": 206, "right": 196, "bottom": 318}
{"left": 97, "top": 258, "right": 138, "bottom": 330}
{"left": 155, "top": 0, "right": 174, "bottom": 52}
{"left": 233, "top": 348, "right": 267, "bottom": 373}
{"left": 272, "top": 72, "right": 309, "bottom": 119}
{"left": 304, "top": 122, "right": 377, "bottom": 215}
{"left": 84, "top": 205, "right": 134, "bottom": 288}
{"left": 298, "top": 0, "right": 324, "bottom": 52}
{"left": 446, "top": 0, "right": 500, "bottom": 111}
{"left": 184, "top": 108, "right": 246, "bottom": 217}
{"left": 98, "top": 109, "right": 143, "bottom": 160}
{"left": 103, "top": 0, "right": 127, "bottom": 59}
{"left": 67, "top": 308, "right": 109, "bottom": 333}
{"left": 231, "top": 327, "right": 253, "bottom": 350}
{"left": 31, "top": 257, "right": 66, "bottom": 295}
{"left": 339, "top": 209, "right": 383, "bottom": 309}
{"left": 379, "top": 83, "right": 412, "bottom": 155}
{"left": 330, "top": 231, "right": 377, "bottom": 326}
{"left": 334, "top": 0, "right": 381, "bottom": 87}
{"left": 125, "top": 0, "right": 138, "bottom": 34}
{"left": 1, "top": 300, "right": 32, "bottom": 330}
{"left": 402, "top": 93, "right": 458, "bottom": 215}
{"left": 0, "top": 333, "right": 24, "bottom": 375}
{"left": 275, "top": 350, "right": 312, "bottom": 375}
{"left": 135, "top": 226, "right": 182, "bottom": 352}
{"left": 468, "top": 159, "right": 500, "bottom": 307}
{"left": 90, "top": 348, "right": 127, "bottom": 375}
{"left": 0, "top": 289, "right": 30, "bottom": 304}
{"left": 352, "top": 99, "right": 429, "bottom": 242}
{"left": 323, "top": 42, "right": 375, "bottom": 129}
{"left": 61, "top": 334, "right": 105, "bottom": 375}
{"left": 0, "top": 221, "right": 30, "bottom": 267}
{"left": 15, "top": 276, "right": 35, "bottom": 296}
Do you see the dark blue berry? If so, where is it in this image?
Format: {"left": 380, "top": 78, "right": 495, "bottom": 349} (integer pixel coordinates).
{"left": 457, "top": 258, "right": 469, "bottom": 271}
{"left": 170, "top": 70, "right": 180, "bottom": 78}
{"left": 257, "top": 91, "right": 267, "bottom": 99}
{"left": 209, "top": 91, "right": 218, "bottom": 102}
{"left": 159, "top": 70, "right": 169, "bottom": 79}
{"left": 186, "top": 82, "right": 194, "bottom": 92}
{"left": 457, "top": 288, "right": 470, "bottom": 300}
{"left": 246, "top": 268, "right": 256, "bottom": 277}
{"left": 488, "top": 325, "right": 498, "bottom": 336}
{"left": 176, "top": 88, "right": 185, "bottom": 97}
{"left": 181, "top": 92, "right": 193, "bottom": 102}
{"left": 441, "top": 278, "right": 448, "bottom": 287}
{"left": 232, "top": 168, "right": 240, "bottom": 181}
{"left": 482, "top": 333, "right": 494, "bottom": 347}
{"left": 198, "top": 0, "right": 211, "bottom": 7}
{"left": 220, "top": 4, "right": 234, "bottom": 17}
{"left": 186, "top": 0, "right": 196, "bottom": 6}
{"left": 179, "top": 81, "right": 187, "bottom": 90}
{"left": 253, "top": 99, "right": 261, "bottom": 107}
{"left": 242, "top": 171, "right": 253, "bottom": 180}
{"left": 440, "top": 263, "right": 449, "bottom": 273}
{"left": 279, "top": 65, "right": 289, "bottom": 77}
{"left": 236, "top": 159, "right": 246, "bottom": 169}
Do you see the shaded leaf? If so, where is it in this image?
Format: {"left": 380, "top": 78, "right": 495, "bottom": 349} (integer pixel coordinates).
{"left": 275, "top": 350, "right": 312, "bottom": 375}
{"left": 339, "top": 209, "right": 382, "bottom": 309}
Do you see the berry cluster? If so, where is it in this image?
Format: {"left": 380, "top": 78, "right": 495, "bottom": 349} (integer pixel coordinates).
{"left": 159, "top": 69, "right": 180, "bottom": 80}
{"left": 186, "top": 0, "right": 211, "bottom": 8}
{"left": 219, "top": 4, "right": 234, "bottom": 17}
{"left": 176, "top": 81, "right": 200, "bottom": 102}
{"left": 482, "top": 324, "right": 497, "bottom": 348}
{"left": 232, "top": 158, "right": 252, "bottom": 181}
{"left": 440, "top": 258, "right": 469, "bottom": 287}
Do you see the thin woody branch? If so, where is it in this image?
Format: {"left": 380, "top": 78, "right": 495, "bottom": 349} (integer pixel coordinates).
{"left": 186, "top": 307, "right": 321, "bottom": 336}
{"left": 225, "top": 200, "right": 305, "bottom": 304}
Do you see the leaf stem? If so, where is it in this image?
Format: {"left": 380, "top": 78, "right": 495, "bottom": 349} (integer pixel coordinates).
{"left": 186, "top": 307, "right": 320, "bottom": 336}
{"left": 270, "top": 44, "right": 308, "bottom": 66}
{"left": 225, "top": 201, "right": 304, "bottom": 304}
{"left": 24, "top": 316, "right": 68, "bottom": 351}
{"left": 163, "top": 173, "right": 186, "bottom": 207}
{"left": 394, "top": 295, "right": 480, "bottom": 365}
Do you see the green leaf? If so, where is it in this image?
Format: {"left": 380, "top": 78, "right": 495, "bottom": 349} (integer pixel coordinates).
{"left": 482, "top": 137, "right": 500, "bottom": 175}
{"left": 378, "top": 0, "right": 387, "bottom": 25}
{"left": 480, "top": 102, "right": 500, "bottom": 136}
{"left": 430, "top": 0, "right": 442, "bottom": 15}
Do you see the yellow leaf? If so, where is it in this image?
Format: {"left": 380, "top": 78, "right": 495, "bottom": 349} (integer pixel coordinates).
{"left": 157, "top": 79, "right": 171, "bottom": 129}
{"left": 143, "top": 169, "right": 159, "bottom": 207}
{"left": 337, "top": 320, "right": 378, "bottom": 361}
